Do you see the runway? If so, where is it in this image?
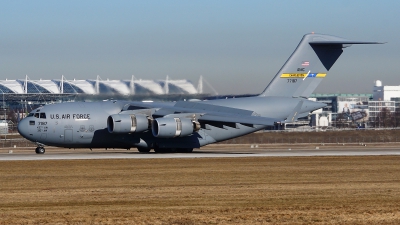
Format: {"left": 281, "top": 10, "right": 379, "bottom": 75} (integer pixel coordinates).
{"left": 1, "top": 145, "right": 400, "bottom": 161}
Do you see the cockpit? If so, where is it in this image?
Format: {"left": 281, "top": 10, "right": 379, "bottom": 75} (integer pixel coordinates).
{"left": 27, "top": 112, "right": 47, "bottom": 119}
{"left": 27, "top": 107, "right": 47, "bottom": 119}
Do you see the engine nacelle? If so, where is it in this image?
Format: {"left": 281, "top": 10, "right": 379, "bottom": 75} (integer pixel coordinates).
{"left": 152, "top": 117, "right": 198, "bottom": 138}
{"left": 107, "top": 114, "right": 149, "bottom": 133}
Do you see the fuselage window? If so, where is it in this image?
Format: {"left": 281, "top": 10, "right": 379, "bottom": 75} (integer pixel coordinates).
{"left": 40, "top": 113, "right": 46, "bottom": 119}
{"left": 29, "top": 121, "right": 35, "bottom": 125}
{"left": 34, "top": 113, "right": 39, "bottom": 118}
{"left": 27, "top": 113, "right": 34, "bottom": 117}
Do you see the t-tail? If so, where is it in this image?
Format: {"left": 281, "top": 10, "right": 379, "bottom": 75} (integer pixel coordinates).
{"left": 259, "top": 33, "right": 383, "bottom": 98}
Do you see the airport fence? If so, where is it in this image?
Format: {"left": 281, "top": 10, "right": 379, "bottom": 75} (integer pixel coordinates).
{"left": 220, "top": 129, "right": 400, "bottom": 145}
{"left": 221, "top": 136, "right": 400, "bottom": 145}
{"left": 0, "top": 138, "right": 37, "bottom": 148}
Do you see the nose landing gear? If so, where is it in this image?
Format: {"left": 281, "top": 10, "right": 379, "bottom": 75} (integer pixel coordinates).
{"left": 35, "top": 142, "right": 45, "bottom": 154}
{"left": 35, "top": 147, "right": 45, "bottom": 154}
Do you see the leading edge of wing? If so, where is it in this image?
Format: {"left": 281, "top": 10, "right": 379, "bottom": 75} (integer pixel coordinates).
{"left": 309, "top": 41, "right": 384, "bottom": 45}
{"left": 198, "top": 114, "right": 278, "bottom": 126}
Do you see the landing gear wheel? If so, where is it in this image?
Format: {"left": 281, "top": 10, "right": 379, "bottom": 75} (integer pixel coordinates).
{"left": 137, "top": 148, "right": 151, "bottom": 153}
{"left": 35, "top": 147, "right": 45, "bottom": 154}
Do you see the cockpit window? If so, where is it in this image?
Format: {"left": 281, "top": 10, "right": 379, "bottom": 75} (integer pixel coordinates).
{"left": 31, "top": 113, "right": 46, "bottom": 119}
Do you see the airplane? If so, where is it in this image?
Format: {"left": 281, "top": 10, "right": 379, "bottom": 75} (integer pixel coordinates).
{"left": 17, "top": 33, "right": 382, "bottom": 154}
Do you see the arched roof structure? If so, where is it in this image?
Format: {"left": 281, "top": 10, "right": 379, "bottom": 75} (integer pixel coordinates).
{"left": 0, "top": 77, "right": 199, "bottom": 95}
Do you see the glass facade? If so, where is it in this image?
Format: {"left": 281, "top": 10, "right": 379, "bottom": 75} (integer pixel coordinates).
{"left": 0, "top": 79, "right": 197, "bottom": 95}
{"left": 16, "top": 80, "right": 51, "bottom": 93}
{"left": 368, "top": 101, "right": 395, "bottom": 122}
{"left": 0, "top": 84, "right": 16, "bottom": 93}
{"left": 52, "top": 80, "right": 85, "bottom": 93}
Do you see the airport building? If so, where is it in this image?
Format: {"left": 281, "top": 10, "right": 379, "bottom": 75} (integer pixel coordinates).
{"left": 306, "top": 80, "right": 400, "bottom": 129}
{"left": 0, "top": 75, "right": 203, "bottom": 108}
{"left": 372, "top": 80, "right": 400, "bottom": 101}
{"left": 0, "top": 75, "right": 199, "bottom": 97}
{"left": 0, "top": 75, "right": 205, "bottom": 130}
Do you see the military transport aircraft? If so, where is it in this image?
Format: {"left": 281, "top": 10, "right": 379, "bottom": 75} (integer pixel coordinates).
{"left": 18, "top": 33, "right": 382, "bottom": 154}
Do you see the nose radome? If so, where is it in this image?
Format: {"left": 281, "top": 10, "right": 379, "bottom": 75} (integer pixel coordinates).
{"left": 17, "top": 119, "right": 29, "bottom": 139}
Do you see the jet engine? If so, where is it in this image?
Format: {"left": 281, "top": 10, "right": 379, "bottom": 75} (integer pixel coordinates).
{"left": 152, "top": 117, "right": 200, "bottom": 138}
{"left": 107, "top": 114, "right": 150, "bottom": 133}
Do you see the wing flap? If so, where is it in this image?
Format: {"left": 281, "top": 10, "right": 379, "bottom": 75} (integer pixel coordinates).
{"left": 199, "top": 114, "right": 278, "bottom": 126}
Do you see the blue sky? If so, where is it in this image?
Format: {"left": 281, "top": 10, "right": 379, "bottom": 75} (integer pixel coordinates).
{"left": 1, "top": 1, "right": 399, "bottom": 94}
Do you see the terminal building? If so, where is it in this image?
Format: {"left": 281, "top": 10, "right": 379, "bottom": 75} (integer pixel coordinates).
{"left": 0, "top": 75, "right": 199, "bottom": 97}
{"left": 306, "top": 80, "right": 400, "bottom": 129}
{"left": 0, "top": 75, "right": 204, "bottom": 106}
{"left": 0, "top": 75, "right": 204, "bottom": 128}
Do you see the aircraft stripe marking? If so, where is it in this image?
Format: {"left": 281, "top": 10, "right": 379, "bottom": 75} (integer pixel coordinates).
{"left": 280, "top": 73, "right": 326, "bottom": 78}
{"left": 303, "top": 70, "right": 311, "bottom": 80}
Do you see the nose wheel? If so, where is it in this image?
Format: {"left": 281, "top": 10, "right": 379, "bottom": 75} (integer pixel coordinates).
{"left": 35, "top": 147, "right": 45, "bottom": 154}
{"left": 34, "top": 142, "right": 46, "bottom": 154}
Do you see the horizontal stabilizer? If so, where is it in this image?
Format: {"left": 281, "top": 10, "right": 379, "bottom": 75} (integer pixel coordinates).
{"left": 309, "top": 41, "right": 384, "bottom": 45}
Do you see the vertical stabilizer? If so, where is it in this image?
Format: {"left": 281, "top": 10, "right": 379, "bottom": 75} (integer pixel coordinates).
{"left": 260, "top": 33, "right": 382, "bottom": 98}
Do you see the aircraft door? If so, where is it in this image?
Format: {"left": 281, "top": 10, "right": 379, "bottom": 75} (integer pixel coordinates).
{"left": 28, "top": 120, "right": 36, "bottom": 136}
{"left": 64, "top": 129, "right": 73, "bottom": 142}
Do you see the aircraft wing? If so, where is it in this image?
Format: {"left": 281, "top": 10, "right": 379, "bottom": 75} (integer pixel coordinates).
{"left": 148, "top": 101, "right": 281, "bottom": 126}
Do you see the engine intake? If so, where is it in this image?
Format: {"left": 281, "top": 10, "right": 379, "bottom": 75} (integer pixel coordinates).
{"left": 152, "top": 117, "right": 199, "bottom": 138}
{"left": 107, "top": 114, "right": 149, "bottom": 133}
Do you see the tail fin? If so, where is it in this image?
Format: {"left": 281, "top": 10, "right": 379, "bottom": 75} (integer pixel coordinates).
{"left": 260, "top": 33, "right": 382, "bottom": 98}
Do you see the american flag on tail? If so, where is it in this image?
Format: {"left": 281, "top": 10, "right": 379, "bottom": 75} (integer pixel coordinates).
{"left": 301, "top": 61, "right": 309, "bottom": 66}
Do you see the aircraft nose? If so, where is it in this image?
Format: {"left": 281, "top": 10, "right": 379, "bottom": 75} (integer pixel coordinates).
{"left": 17, "top": 118, "right": 30, "bottom": 139}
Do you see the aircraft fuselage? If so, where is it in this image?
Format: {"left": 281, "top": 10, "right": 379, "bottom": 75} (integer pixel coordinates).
{"left": 18, "top": 96, "right": 323, "bottom": 149}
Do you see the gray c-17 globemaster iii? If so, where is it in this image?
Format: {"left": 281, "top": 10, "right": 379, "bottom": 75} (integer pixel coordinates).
{"left": 17, "top": 33, "right": 382, "bottom": 154}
